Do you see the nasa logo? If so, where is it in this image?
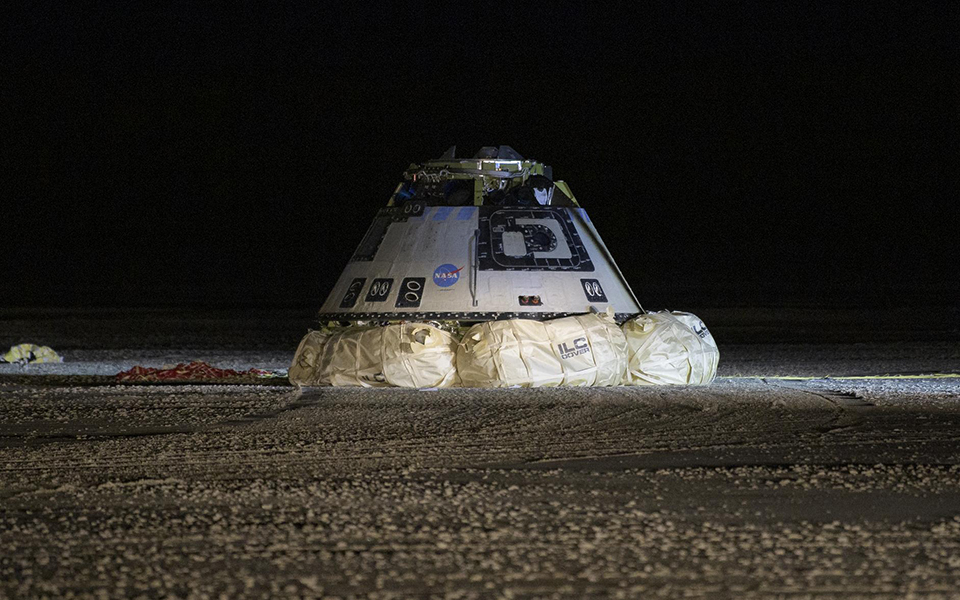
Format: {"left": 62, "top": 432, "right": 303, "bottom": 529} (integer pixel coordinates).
{"left": 433, "top": 264, "right": 464, "bottom": 288}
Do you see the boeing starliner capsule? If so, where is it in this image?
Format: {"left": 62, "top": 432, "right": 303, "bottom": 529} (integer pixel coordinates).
{"left": 317, "top": 145, "right": 643, "bottom": 325}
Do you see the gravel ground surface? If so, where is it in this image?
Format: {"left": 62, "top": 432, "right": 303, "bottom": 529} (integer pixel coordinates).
{"left": 1, "top": 307, "right": 959, "bottom": 598}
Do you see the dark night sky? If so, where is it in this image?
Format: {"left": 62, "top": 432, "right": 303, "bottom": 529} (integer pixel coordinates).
{"left": 4, "top": 4, "right": 958, "bottom": 309}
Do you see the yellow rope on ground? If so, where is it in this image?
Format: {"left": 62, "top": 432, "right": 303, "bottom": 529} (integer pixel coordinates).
{"left": 722, "top": 374, "right": 960, "bottom": 381}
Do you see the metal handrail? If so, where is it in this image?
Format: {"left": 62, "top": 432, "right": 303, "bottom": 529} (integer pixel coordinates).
{"left": 471, "top": 228, "right": 480, "bottom": 307}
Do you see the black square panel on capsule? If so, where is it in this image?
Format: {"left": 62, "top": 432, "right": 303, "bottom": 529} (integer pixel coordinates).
{"left": 580, "top": 279, "right": 608, "bottom": 303}
{"left": 339, "top": 278, "right": 366, "bottom": 308}
{"left": 395, "top": 277, "right": 426, "bottom": 308}
{"left": 365, "top": 279, "right": 393, "bottom": 302}
{"left": 477, "top": 207, "right": 594, "bottom": 272}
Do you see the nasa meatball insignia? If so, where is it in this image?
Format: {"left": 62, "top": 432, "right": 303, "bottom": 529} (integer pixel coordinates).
{"left": 433, "top": 264, "right": 463, "bottom": 288}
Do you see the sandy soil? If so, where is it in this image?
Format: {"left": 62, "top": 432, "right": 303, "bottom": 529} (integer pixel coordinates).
{"left": 1, "top": 307, "right": 959, "bottom": 598}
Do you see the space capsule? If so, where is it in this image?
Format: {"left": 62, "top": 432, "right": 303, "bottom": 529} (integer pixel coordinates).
{"left": 317, "top": 145, "right": 642, "bottom": 325}
{"left": 286, "top": 146, "right": 696, "bottom": 388}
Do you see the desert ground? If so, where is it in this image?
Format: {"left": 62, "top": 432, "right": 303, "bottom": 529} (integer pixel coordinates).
{"left": 1, "top": 305, "right": 959, "bottom": 598}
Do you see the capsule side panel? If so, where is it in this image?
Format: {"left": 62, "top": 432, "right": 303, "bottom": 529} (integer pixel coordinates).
{"left": 319, "top": 206, "right": 640, "bottom": 320}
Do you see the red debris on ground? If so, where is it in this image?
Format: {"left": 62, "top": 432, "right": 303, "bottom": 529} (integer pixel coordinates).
{"left": 116, "top": 361, "right": 273, "bottom": 383}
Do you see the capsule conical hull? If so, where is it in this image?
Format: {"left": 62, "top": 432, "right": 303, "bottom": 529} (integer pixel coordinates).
{"left": 318, "top": 204, "right": 640, "bottom": 323}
